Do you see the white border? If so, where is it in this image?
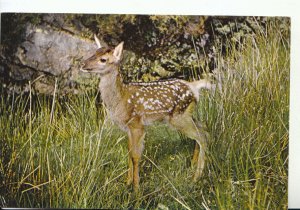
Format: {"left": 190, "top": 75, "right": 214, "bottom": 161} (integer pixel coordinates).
{"left": 0, "top": 0, "right": 297, "bottom": 16}
{"left": 1, "top": 0, "right": 300, "bottom": 208}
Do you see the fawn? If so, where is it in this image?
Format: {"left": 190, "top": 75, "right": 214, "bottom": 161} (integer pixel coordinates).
{"left": 81, "top": 35, "right": 214, "bottom": 192}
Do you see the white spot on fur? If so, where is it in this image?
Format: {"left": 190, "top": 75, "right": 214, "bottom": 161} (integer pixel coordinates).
{"left": 153, "top": 99, "right": 163, "bottom": 105}
{"left": 138, "top": 97, "right": 144, "bottom": 104}
{"left": 143, "top": 102, "right": 154, "bottom": 110}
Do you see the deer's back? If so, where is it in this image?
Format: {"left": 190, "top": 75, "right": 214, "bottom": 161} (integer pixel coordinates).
{"left": 125, "top": 79, "right": 196, "bottom": 125}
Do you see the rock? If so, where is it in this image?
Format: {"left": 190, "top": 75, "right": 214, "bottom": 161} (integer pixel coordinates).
{"left": 19, "top": 24, "right": 97, "bottom": 76}
{"left": 1, "top": 22, "right": 99, "bottom": 94}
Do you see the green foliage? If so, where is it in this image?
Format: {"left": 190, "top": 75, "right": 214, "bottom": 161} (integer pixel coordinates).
{"left": 0, "top": 18, "right": 289, "bottom": 209}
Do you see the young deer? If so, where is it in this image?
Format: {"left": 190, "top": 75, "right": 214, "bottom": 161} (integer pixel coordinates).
{"left": 81, "top": 35, "right": 214, "bottom": 192}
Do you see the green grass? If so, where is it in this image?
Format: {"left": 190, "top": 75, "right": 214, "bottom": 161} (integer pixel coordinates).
{"left": 0, "top": 19, "right": 289, "bottom": 209}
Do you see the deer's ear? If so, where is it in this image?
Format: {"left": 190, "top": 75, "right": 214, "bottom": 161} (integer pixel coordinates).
{"left": 94, "top": 34, "right": 102, "bottom": 48}
{"left": 113, "top": 42, "right": 124, "bottom": 62}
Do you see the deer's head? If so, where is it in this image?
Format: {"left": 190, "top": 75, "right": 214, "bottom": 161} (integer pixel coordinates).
{"left": 81, "top": 35, "right": 124, "bottom": 76}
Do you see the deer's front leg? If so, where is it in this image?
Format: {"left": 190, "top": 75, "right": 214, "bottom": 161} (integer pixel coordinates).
{"left": 127, "top": 140, "right": 134, "bottom": 186}
{"left": 127, "top": 125, "right": 145, "bottom": 192}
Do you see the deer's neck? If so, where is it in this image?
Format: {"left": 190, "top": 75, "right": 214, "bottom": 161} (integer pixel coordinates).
{"left": 98, "top": 69, "right": 126, "bottom": 113}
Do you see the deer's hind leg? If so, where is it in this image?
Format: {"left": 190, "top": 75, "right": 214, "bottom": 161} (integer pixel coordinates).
{"left": 191, "top": 121, "right": 209, "bottom": 168}
{"left": 192, "top": 141, "right": 200, "bottom": 167}
{"left": 169, "top": 104, "right": 207, "bottom": 181}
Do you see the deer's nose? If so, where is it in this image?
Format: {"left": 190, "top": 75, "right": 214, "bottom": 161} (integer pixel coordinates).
{"left": 80, "top": 62, "right": 86, "bottom": 69}
{"left": 79, "top": 62, "right": 90, "bottom": 72}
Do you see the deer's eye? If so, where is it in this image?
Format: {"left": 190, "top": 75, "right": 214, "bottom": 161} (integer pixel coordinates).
{"left": 100, "top": 58, "right": 107, "bottom": 63}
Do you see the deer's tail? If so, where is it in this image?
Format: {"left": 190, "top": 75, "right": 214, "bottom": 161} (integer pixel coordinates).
{"left": 184, "top": 79, "right": 216, "bottom": 101}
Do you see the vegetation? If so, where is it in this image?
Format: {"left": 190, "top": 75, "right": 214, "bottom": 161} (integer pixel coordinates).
{"left": 2, "top": 14, "right": 278, "bottom": 94}
{"left": 0, "top": 18, "right": 289, "bottom": 209}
